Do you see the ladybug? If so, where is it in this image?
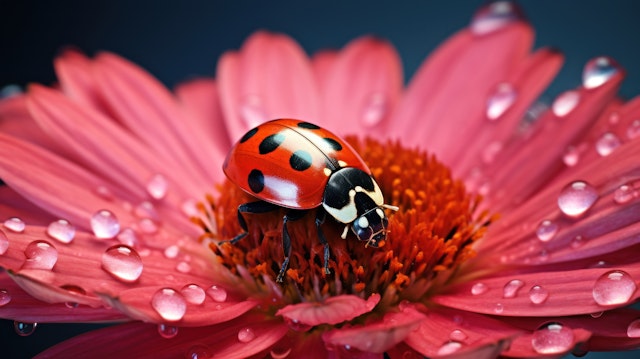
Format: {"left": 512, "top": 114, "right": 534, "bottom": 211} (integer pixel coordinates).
{"left": 223, "top": 119, "right": 397, "bottom": 282}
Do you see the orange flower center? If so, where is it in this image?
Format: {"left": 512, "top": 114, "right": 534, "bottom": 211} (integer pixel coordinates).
{"left": 195, "top": 138, "right": 490, "bottom": 305}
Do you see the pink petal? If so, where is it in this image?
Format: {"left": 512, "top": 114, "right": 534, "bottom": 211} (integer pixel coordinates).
{"left": 54, "top": 49, "right": 108, "bottom": 112}
{"left": 217, "top": 31, "right": 320, "bottom": 141}
{"left": 502, "top": 324, "right": 591, "bottom": 358}
{"left": 319, "top": 36, "right": 403, "bottom": 137}
{"left": 311, "top": 50, "right": 338, "bottom": 94}
{"left": 0, "top": 95, "right": 62, "bottom": 152}
{"left": 0, "top": 186, "right": 55, "bottom": 226}
{"left": 276, "top": 293, "right": 379, "bottom": 326}
{"left": 322, "top": 305, "right": 425, "bottom": 353}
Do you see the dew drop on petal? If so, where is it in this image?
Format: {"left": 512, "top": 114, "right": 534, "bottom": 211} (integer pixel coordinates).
{"left": 590, "top": 311, "right": 604, "bottom": 318}
{"left": 437, "top": 341, "right": 462, "bottom": 356}
{"left": 0, "top": 289, "right": 11, "bottom": 306}
{"left": 4, "top": 217, "right": 25, "bottom": 233}
{"left": 470, "top": 1, "right": 521, "bottom": 35}
{"left": 529, "top": 285, "right": 549, "bottom": 304}
{"left": 531, "top": 322, "right": 574, "bottom": 355}
{"left": 91, "top": 210, "right": 120, "bottom": 239}
{"left": 117, "top": 228, "right": 139, "bottom": 247}
{"left": 134, "top": 201, "right": 159, "bottom": 221}
{"left": 240, "top": 94, "right": 267, "bottom": 128}
{"left": 237, "top": 327, "right": 256, "bottom": 343}
{"left": 23, "top": 240, "right": 57, "bottom": 270}
{"left": 583, "top": 57, "right": 619, "bottom": 89}
{"left": 552, "top": 91, "right": 580, "bottom": 117}
{"left": 494, "top": 303, "right": 504, "bottom": 314}
{"left": 101, "top": 245, "right": 143, "bottom": 283}
{"left": 158, "top": 323, "right": 179, "bottom": 339}
{"left": 503, "top": 279, "right": 524, "bottom": 298}
{"left": 614, "top": 184, "right": 636, "bottom": 204}
{"left": 486, "top": 83, "right": 517, "bottom": 120}
{"left": 60, "top": 284, "right": 86, "bottom": 308}
{"left": 471, "top": 282, "right": 488, "bottom": 295}
{"left": 207, "top": 285, "right": 228, "bottom": 302}
{"left": 482, "top": 141, "right": 503, "bottom": 164}
{"left": 0, "top": 230, "right": 9, "bottom": 255}
{"left": 185, "top": 344, "right": 211, "bottom": 359}
{"left": 180, "top": 284, "right": 206, "bottom": 305}
{"left": 360, "top": 92, "right": 388, "bottom": 127}
{"left": 570, "top": 235, "right": 586, "bottom": 248}
{"left": 285, "top": 318, "right": 312, "bottom": 332}
{"left": 14, "top": 321, "right": 37, "bottom": 336}
{"left": 147, "top": 174, "right": 169, "bottom": 200}
{"left": 46, "top": 219, "right": 76, "bottom": 244}
{"left": 164, "top": 245, "right": 180, "bottom": 259}
{"left": 181, "top": 199, "right": 199, "bottom": 218}
{"left": 449, "top": 329, "right": 467, "bottom": 341}
{"left": 626, "top": 120, "right": 640, "bottom": 140}
{"left": 562, "top": 146, "right": 580, "bottom": 167}
{"left": 270, "top": 346, "right": 292, "bottom": 359}
{"left": 592, "top": 270, "right": 637, "bottom": 306}
{"left": 536, "top": 220, "right": 558, "bottom": 242}
{"left": 557, "top": 181, "right": 598, "bottom": 217}
{"left": 595, "top": 132, "right": 621, "bottom": 157}
{"left": 627, "top": 319, "right": 640, "bottom": 338}
{"left": 152, "top": 288, "right": 187, "bottom": 322}
{"left": 176, "top": 261, "right": 191, "bottom": 273}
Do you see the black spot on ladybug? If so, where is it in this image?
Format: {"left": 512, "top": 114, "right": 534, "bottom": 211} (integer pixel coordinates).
{"left": 297, "top": 122, "right": 320, "bottom": 130}
{"left": 259, "top": 133, "right": 285, "bottom": 154}
{"left": 289, "top": 150, "right": 313, "bottom": 171}
{"left": 240, "top": 127, "right": 258, "bottom": 143}
{"left": 323, "top": 137, "right": 343, "bottom": 151}
{"left": 247, "top": 169, "right": 265, "bottom": 193}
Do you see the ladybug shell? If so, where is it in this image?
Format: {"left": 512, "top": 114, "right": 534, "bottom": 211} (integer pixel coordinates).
{"left": 223, "top": 119, "right": 371, "bottom": 209}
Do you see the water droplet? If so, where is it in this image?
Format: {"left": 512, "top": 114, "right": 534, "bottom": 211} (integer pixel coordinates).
{"left": 158, "top": 323, "right": 179, "bottom": 339}
{"left": 503, "top": 279, "right": 524, "bottom": 298}
{"left": 614, "top": 184, "right": 636, "bottom": 204}
{"left": 529, "top": 285, "right": 549, "bottom": 304}
{"left": 101, "top": 245, "right": 143, "bottom": 283}
{"left": 0, "top": 230, "right": 9, "bottom": 255}
{"left": 494, "top": 302, "right": 504, "bottom": 314}
{"left": 536, "top": 220, "right": 558, "bottom": 242}
{"left": 60, "top": 285, "right": 86, "bottom": 308}
{"left": 147, "top": 174, "right": 169, "bottom": 200}
{"left": 361, "top": 92, "right": 387, "bottom": 127}
{"left": 117, "top": 228, "right": 139, "bottom": 247}
{"left": 237, "top": 327, "right": 256, "bottom": 343}
{"left": 592, "top": 270, "right": 637, "bottom": 306}
{"left": 270, "top": 346, "right": 292, "bottom": 359}
{"left": 590, "top": 311, "right": 603, "bottom": 318}
{"left": 595, "top": 132, "right": 621, "bottom": 157}
{"left": 449, "top": 329, "right": 467, "bottom": 341}
{"left": 437, "top": 341, "right": 462, "bottom": 356}
{"left": 164, "top": 245, "right": 180, "bottom": 259}
{"left": 4, "top": 217, "right": 25, "bottom": 233}
{"left": 627, "top": 120, "right": 640, "bottom": 140}
{"left": 552, "top": 91, "right": 580, "bottom": 117}
{"left": 207, "top": 285, "right": 228, "bottom": 302}
{"left": 471, "top": 282, "right": 488, "bottom": 295}
{"left": 180, "top": 284, "right": 206, "bottom": 305}
{"left": 570, "top": 235, "right": 586, "bottom": 248}
{"left": 46, "top": 219, "right": 76, "bottom": 244}
{"left": 176, "top": 261, "right": 191, "bottom": 273}
{"left": 240, "top": 95, "right": 267, "bottom": 128}
{"left": 482, "top": 141, "right": 503, "bottom": 164}
{"left": 185, "top": 344, "right": 211, "bottom": 359}
{"left": 181, "top": 199, "right": 199, "bottom": 218}
{"left": 152, "top": 288, "right": 187, "bottom": 322}
{"left": 486, "top": 83, "right": 517, "bottom": 120}
{"left": 470, "top": 1, "right": 522, "bottom": 35}
{"left": 627, "top": 319, "right": 640, "bottom": 338}
{"left": 562, "top": 146, "right": 580, "bottom": 167}
{"left": 583, "top": 57, "right": 619, "bottom": 89}
{"left": 138, "top": 218, "right": 158, "bottom": 234}
{"left": 531, "top": 322, "right": 574, "bottom": 354}
{"left": 95, "top": 186, "right": 114, "bottom": 200}
{"left": 0, "top": 289, "right": 11, "bottom": 306}
{"left": 557, "top": 181, "right": 598, "bottom": 217}
{"left": 23, "top": 240, "right": 57, "bottom": 270}
{"left": 91, "top": 210, "right": 120, "bottom": 239}
{"left": 14, "top": 321, "right": 37, "bottom": 336}
{"left": 134, "top": 201, "right": 159, "bottom": 221}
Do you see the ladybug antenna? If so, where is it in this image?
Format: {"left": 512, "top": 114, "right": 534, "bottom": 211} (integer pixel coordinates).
{"left": 383, "top": 204, "right": 399, "bottom": 211}
{"left": 341, "top": 225, "right": 349, "bottom": 239}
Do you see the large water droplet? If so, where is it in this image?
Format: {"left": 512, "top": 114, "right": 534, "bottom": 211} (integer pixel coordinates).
{"left": 486, "top": 83, "right": 517, "bottom": 120}
{"left": 181, "top": 284, "right": 206, "bottom": 305}
{"left": 627, "top": 319, "right": 640, "bottom": 338}
{"left": 4, "top": 217, "right": 25, "bottom": 233}
{"left": 536, "top": 220, "right": 558, "bottom": 242}
{"left": 470, "top": 1, "right": 522, "bottom": 35}
{"left": 0, "top": 230, "right": 9, "bottom": 255}
{"left": 91, "top": 210, "right": 120, "bottom": 239}
{"left": 503, "top": 279, "right": 524, "bottom": 298}
{"left": 147, "top": 174, "right": 169, "bottom": 200}
{"left": 152, "top": 288, "right": 187, "bottom": 322}
{"left": 531, "top": 322, "right": 574, "bottom": 355}
{"left": 23, "top": 240, "right": 58, "bottom": 270}
{"left": 14, "top": 321, "right": 37, "bottom": 336}
{"left": 158, "top": 323, "right": 179, "bottom": 339}
{"left": 552, "top": 91, "right": 580, "bottom": 117}
{"left": 529, "top": 285, "right": 549, "bottom": 304}
{"left": 240, "top": 94, "right": 267, "bottom": 128}
{"left": 237, "top": 327, "right": 256, "bottom": 343}
{"left": 557, "top": 181, "right": 598, "bottom": 217}
{"left": 207, "top": 285, "right": 228, "bottom": 302}
{"left": 626, "top": 120, "right": 640, "bottom": 140}
{"left": 595, "top": 132, "right": 621, "bottom": 157}
{"left": 437, "top": 341, "right": 463, "bottom": 356}
{"left": 0, "top": 289, "right": 11, "bottom": 306}
{"left": 583, "top": 57, "right": 619, "bottom": 89}
{"left": 360, "top": 92, "right": 388, "bottom": 127}
{"left": 592, "top": 270, "right": 637, "bottom": 306}
{"left": 101, "top": 245, "right": 143, "bottom": 283}
{"left": 46, "top": 219, "right": 76, "bottom": 244}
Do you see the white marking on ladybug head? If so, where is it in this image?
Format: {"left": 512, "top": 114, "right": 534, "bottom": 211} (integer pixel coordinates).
{"left": 323, "top": 189, "right": 358, "bottom": 224}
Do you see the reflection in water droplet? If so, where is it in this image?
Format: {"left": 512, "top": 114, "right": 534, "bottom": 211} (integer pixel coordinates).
{"left": 4, "top": 217, "right": 25, "bottom": 233}
{"left": 91, "top": 210, "right": 120, "bottom": 239}
{"left": 207, "top": 285, "right": 228, "bottom": 302}
{"left": 437, "top": 341, "right": 463, "bottom": 356}
{"left": 503, "top": 279, "right": 524, "bottom": 298}
{"left": 531, "top": 322, "right": 574, "bottom": 354}
{"left": 47, "top": 219, "right": 76, "bottom": 244}
{"left": 595, "top": 132, "right": 621, "bottom": 157}
{"left": 14, "top": 321, "right": 37, "bottom": 336}
{"left": 152, "top": 288, "right": 187, "bottom": 322}
{"left": 470, "top": 1, "right": 522, "bottom": 35}
{"left": 0, "top": 230, "right": 9, "bottom": 255}
{"left": 147, "top": 174, "right": 169, "bottom": 200}
{"left": 536, "top": 220, "right": 558, "bottom": 242}
{"left": 23, "top": 240, "right": 58, "bottom": 270}
{"left": 529, "top": 285, "right": 549, "bottom": 304}
{"left": 0, "top": 289, "right": 11, "bottom": 306}
{"left": 552, "top": 91, "right": 580, "bottom": 117}
{"left": 583, "top": 57, "right": 619, "bottom": 89}
{"left": 238, "top": 327, "right": 256, "bottom": 343}
{"left": 240, "top": 95, "right": 268, "bottom": 128}
{"left": 486, "top": 83, "right": 517, "bottom": 120}
{"left": 592, "top": 270, "right": 637, "bottom": 306}
{"left": 627, "top": 319, "right": 640, "bottom": 338}
{"left": 471, "top": 282, "right": 488, "bottom": 295}
{"left": 361, "top": 92, "right": 388, "bottom": 127}
{"left": 181, "top": 284, "right": 206, "bottom": 305}
{"left": 557, "top": 181, "right": 598, "bottom": 217}
{"left": 158, "top": 323, "right": 179, "bottom": 339}
{"left": 101, "top": 245, "right": 143, "bottom": 283}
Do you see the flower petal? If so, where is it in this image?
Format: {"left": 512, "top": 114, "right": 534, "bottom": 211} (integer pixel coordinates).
{"left": 54, "top": 49, "right": 107, "bottom": 112}
{"left": 0, "top": 186, "right": 54, "bottom": 226}
{"left": 276, "top": 293, "right": 379, "bottom": 326}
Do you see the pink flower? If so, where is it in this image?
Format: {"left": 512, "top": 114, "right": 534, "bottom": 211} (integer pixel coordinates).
{"left": 1, "top": 2, "right": 640, "bottom": 358}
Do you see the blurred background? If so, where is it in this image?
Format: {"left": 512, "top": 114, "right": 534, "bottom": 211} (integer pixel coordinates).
{"left": 1, "top": 0, "right": 640, "bottom": 357}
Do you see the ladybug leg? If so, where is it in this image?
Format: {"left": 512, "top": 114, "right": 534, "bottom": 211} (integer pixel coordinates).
{"left": 276, "top": 210, "right": 307, "bottom": 283}
{"left": 315, "top": 209, "right": 331, "bottom": 275}
{"left": 228, "top": 201, "right": 280, "bottom": 244}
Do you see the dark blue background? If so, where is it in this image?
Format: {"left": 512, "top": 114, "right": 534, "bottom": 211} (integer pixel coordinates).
{"left": 1, "top": 0, "right": 640, "bottom": 357}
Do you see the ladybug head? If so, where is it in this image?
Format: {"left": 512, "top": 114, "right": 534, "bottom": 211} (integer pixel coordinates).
{"left": 350, "top": 207, "right": 389, "bottom": 247}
